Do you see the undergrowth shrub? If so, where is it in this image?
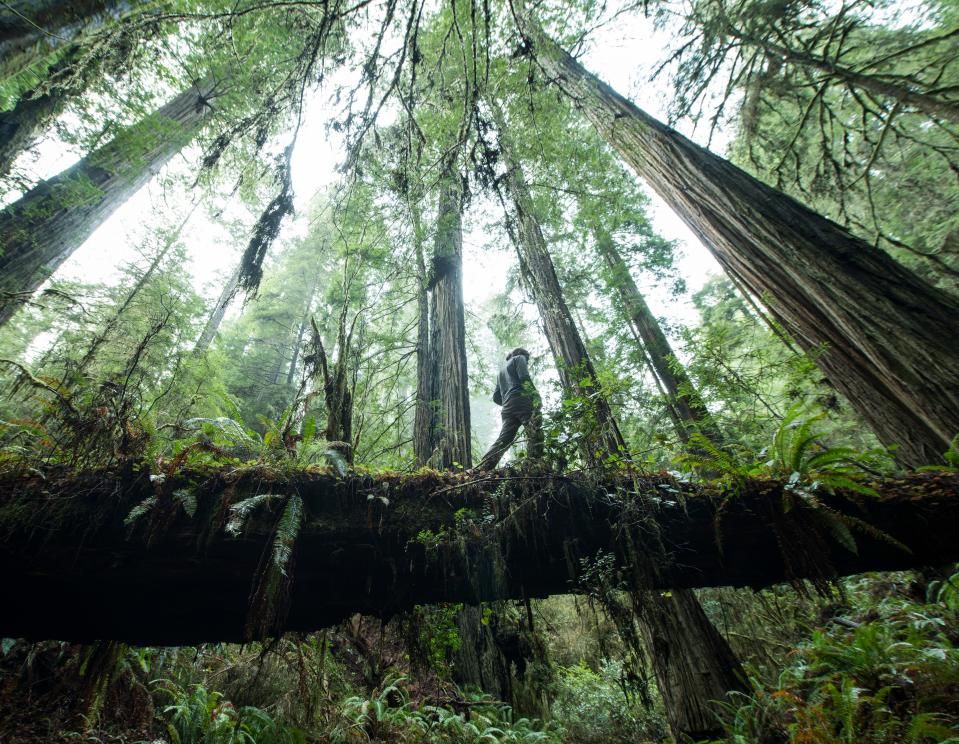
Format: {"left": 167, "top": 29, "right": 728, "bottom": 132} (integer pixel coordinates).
{"left": 550, "top": 659, "right": 667, "bottom": 743}
{"left": 328, "top": 676, "right": 563, "bottom": 743}
{"left": 709, "top": 571, "right": 959, "bottom": 743}
{"left": 154, "top": 679, "right": 306, "bottom": 744}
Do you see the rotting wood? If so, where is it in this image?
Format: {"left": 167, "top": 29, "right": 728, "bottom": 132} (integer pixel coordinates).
{"left": 1, "top": 466, "right": 957, "bottom": 645}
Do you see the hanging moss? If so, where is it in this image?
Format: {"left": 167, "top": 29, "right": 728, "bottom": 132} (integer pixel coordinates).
{"left": 237, "top": 145, "right": 295, "bottom": 297}
{"left": 0, "top": 463, "right": 957, "bottom": 644}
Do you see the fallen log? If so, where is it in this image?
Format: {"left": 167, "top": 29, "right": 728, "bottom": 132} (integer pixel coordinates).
{"left": 0, "top": 465, "right": 957, "bottom": 645}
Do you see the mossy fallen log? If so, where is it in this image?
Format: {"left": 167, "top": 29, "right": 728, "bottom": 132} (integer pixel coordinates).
{"left": 0, "top": 465, "right": 957, "bottom": 645}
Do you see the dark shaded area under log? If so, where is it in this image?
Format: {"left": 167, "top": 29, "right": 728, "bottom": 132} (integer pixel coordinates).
{"left": 1, "top": 466, "right": 957, "bottom": 645}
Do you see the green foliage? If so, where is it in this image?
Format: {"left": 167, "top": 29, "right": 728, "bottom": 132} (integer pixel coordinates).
{"left": 677, "top": 403, "right": 905, "bottom": 563}
{"left": 331, "top": 677, "right": 563, "bottom": 743}
{"left": 943, "top": 435, "right": 959, "bottom": 470}
{"left": 408, "top": 604, "right": 463, "bottom": 672}
{"left": 246, "top": 493, "right": 304, "bottom": 639}
{"left": 550, "top": 660, "right": 667, "bottom": 743}
{"left": 156, "top": 680, "right": 306, "bottom": 744}
{"left": 709, "top": 572, "right": 959, "bottom": 743}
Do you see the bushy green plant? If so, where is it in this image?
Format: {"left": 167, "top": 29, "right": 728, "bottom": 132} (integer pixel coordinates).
{"left": 550, "top": 660, "right": 667, "bottom": 743}
{"left": 329, "top": 677, "right": 564, "bottom": 743}
{"left": 155, "top": 680, "right": 306, "bottom": 744}
{"left": 710, "top": 573, "right": 959, "bottom": 743}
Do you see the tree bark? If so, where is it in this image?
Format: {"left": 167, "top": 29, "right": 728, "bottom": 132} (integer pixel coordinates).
{"left": 304, "top": 311, "right": 354, "bottom": 452}
{"left": 1, "top": 467, "right": 956, "bottom": 645}
{"left": 193, "top": 262, "right": 241, "bottom": 355}
{"left": 0, "top": 0, "right": 129, "bottom": 81}
{"left": 493, "top": 109, "right": 744, "bottom": 739}
{"left": 492, "top": 104, "right": 626, "bottom": 462}
{"left": 412, "top": 205, "right": 434, "bottom": 466}
{"left": 595, "top": 232, "right": 722, "bottom": 445}
{"left": 427, "top": 167, "right": 471, "bottom": 469}
{"left": 0, "top": 44, "right": 89, "bottom": 176}
{"left": 512, "top": 3, "right": 959, "bottom": 468}
{"left": 0, "top": 79, "right": 215, "bottom": 327}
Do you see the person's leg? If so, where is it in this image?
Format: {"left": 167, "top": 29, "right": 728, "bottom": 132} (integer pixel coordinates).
{"left": 524, "top": 400, "right": 544, "bottom": 459}
{"left": 477, "top": 407, "right": 524, "bottom": 471}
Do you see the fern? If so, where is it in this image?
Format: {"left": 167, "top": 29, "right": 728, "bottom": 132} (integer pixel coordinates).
{"left": 245, "top": 493, "right": 304, "bottom": 639}
{"left": 270, "top": 493, "right": 303, "bottom": 578}
{"left": 124, "top": 495, "right": 158, "bottom": 526}
{"left": 224, "top": 494, "right": 282, "bottom": 537}
{"left": 172, "top": 488, "right": 197, "bottom": 518}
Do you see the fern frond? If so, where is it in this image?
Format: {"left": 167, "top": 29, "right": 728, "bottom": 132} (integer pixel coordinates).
{"left": 225, "top": 494, "right": 281, "bottom": 537}
{"left": 817, "top": 474, "right": 880, "bottom": 498}
{"left": 124, "top": 495, "right": 158, "bottom": 526}
{"left": 271, "top": 493, "right": 303, "bottom": 577}
{"left": 172, "top": 489, "right": 196, "bottom": 518}
{"left": 839, "top": 513, "right": 912, "bottom": 555}
{"left": 183, "top": 417, "right": 256, "bottom": 444}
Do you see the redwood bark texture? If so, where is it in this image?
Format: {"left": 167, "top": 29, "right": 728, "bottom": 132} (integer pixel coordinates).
{"left": 427, "top": 172, "right": 472, "bottom": 469}
{"left": 514, "top": 5, "right": 959, "bottom": 467}
{"left": 413, "top": 216, "right": 434, "bottom": 466}
{"left": 594, "top": 236, "right": 744, "bottom": 736}
{"left": 639, "top": 588, "right": 747, "bottom": 740}
{"left": 0, "top": 80, "right": 214, "bottom": 327}
{"left": 495, "top": 115, "right": 743, "bottom": 738}
{"left": 493, "top": 109, "right": 626, "bottom": 461}
{"left": 596, "top": 232, "right": 721, "bottom": 444}
{"left": 0, "top": 0, "right": 128, "bottom": 81}
{"left": 194, "top": 264, "right": 241, "bottom": 354}
{"left": 1, "top": 467, "right": 956, "bottom": 645}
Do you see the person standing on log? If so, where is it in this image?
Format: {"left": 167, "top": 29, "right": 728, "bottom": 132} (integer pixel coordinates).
{"left": 475, "top": 347, "right": 544, "bottom": 471}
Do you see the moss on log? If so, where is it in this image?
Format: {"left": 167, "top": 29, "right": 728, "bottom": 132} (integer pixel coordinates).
{"left": 1, "top": 464, "right": 957, "bottom": 645}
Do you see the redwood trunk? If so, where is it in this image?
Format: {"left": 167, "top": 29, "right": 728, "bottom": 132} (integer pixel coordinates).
{"left": 0, "top": 80, "right": 214, "bottom": 327}
{"left": 514, "top": 4, "right": 959, "bottom": 468}
{"left": 427, "top": 170, "right": 471, "bottom": 469}
{"left": 595, "top": 232, "right": 721, "bottom": 444}
{"left": 0, "top": 0, "right": 128, "bottom": 81}
{"left": 638, "top": 588, "right": 747, "bottom": 740}
{"left": 193, "top": 263, "right": 241, "bottom": 355}
{"left": 494, "top": 115, "right": 744, "bottom": 739}
{"left": 493, "top": 107, "right": 626, "bottom": 461}
{"left": 412, "top": 208, "right": 434, "bottom": 466}
{"left": 0, "top": 44, "right": 91, "bottom": 176}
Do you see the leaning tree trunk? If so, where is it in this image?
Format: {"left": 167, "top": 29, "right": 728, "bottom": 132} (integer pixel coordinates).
{"left": 0, "top": 44, "right": 91, "bottom": 176}
{"left": 595, "top": 236, "right": 753, "bottom": 735}
{"left": 493, "top": 103, "right": 625, "bottom": 461}
{"left": 0, "top": 13, "right": 142, "bottom": 177}
{"left": 495, "top": 115, "right": 746, "bottom": 740}
{"left": 0, "top": 0, "right": 129, "bottom": 81}
{"left": 193, "top": 263, "right": 241, "bottom": 355}
{"left": 595, "top": 231, "right": 722, "bottom": 445}
{"left": 0, "top": 79, "right": 215, "bottom": 327}
{"left": 427, "top": 166, "right": 471, "bottom": 469}
{"left": 513, "top": 1, "right": 959, "bottom": 468}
